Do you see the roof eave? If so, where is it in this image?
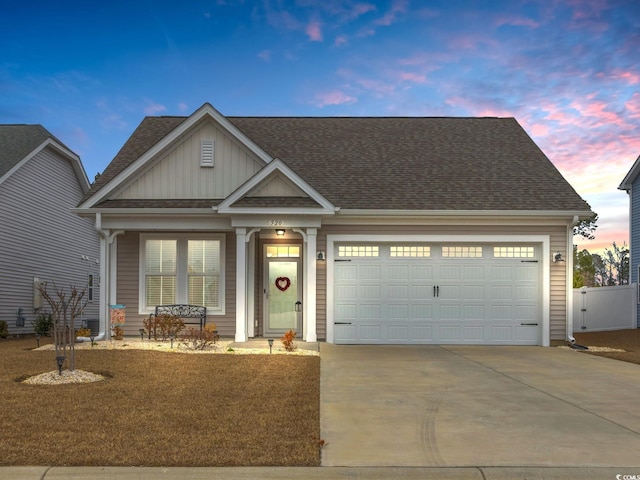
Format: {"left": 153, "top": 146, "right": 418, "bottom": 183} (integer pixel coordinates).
{"left": 337, "top": 209, "right": 594, "bottom": 218}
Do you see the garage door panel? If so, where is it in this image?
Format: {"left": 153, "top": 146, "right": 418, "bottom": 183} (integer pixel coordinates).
{"left": 462, "top": 305, "right": 485, "bottom": 319}
{"left": 359, "top": 265, "right": 382, "bottom": 280}
{"left": 411, "top": 325, "right": 433, "bottom": 341}
{"left": 388, "top": 265, "right": 410, "bottom": 280}
{"left": 336, "top": 285, "right": 358, "bottom": 299}
{"left": 463, "top": 266, "right": 485, "bottom": 280}
{"left": 411, "top": 304, "right": 433, "bottom": 319}
{"left": 388, "top": 325, "right": 409, "bottom": 341}
{"left": 360, "top": 304, "right": 381, "bottom": 319}
{"left": 410, "top": 285, "right": 433, "bottom": 299}
{"left": 462, "top": 325, "right": 484, "bottom": 341}
{"left": 388, "top": 285, "right": 409, "bottom": 299}
{"left": 439, "top": 325, "right": 462, "bottom": 341}
{"left": 388, "top": 304, "right": 409, "bottom": 319}
{"left": 515, "top": 285, "right": 536, "bottom": 300}
{"left": 359, "top": 285, "right": 381, "bottom": 298}
{"left": 335, "top": 302, "right": 357, "bottom": 318}
{"left": 336, "top": 264, "right": 358, "bottom": 280}
{"left": 358, "top": 324, "right": 382, "bottom": 341}
{"left": 411, "top": 265, "right": 435, "bottom": 280}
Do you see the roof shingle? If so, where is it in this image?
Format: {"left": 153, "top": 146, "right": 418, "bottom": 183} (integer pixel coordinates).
{"left": 83, "top": 114, "right": 591, "bottom": 213}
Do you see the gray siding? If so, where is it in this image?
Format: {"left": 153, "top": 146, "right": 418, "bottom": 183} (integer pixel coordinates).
{"left": 0, "top": 146, "right": 100, "bottom": 334}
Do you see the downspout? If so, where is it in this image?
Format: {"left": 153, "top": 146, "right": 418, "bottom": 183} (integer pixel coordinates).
{"left": 94, "top": 212, "right": 124, "bottom": 342}
{"left": 566, "top": 215, "right": 579, "bottom": 343}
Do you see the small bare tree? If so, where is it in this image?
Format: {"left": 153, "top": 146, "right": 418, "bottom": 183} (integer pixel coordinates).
{"left": 38, "top": 282, "right": 88, "bottom": 372}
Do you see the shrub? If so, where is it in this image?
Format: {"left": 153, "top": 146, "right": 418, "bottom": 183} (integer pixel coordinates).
{"left": 143, "top": 314, "right": 184, "bottom": 341}
{"left": 75, "top": 328, "right": 92, "bottom": 339}
{"left": 179, "top": 324, "right": 219, "bottom": 350}
{"left": 33, "top": 312, "right": 53, "bottom": 336}
{"left": 113, "top": 326, "right": 124, "bottom": 340}
{"left": 281, "top": 329, "right": 297, "bottom": 352}
{"left": 157, "top": 314, "right": 184, "bottom": 341}
{"left": 0, "top": 320, "right": 8, "bottom": 339}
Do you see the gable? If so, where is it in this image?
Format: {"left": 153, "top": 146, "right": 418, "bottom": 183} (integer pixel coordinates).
{"left": 112, "top": 118, "right": 266, "bottom": 200}
{"left": 248, "top": 171, "right": 307, "bottom": 197}
{"left": 0, "top": 125, "right": 89, "bottom": 191}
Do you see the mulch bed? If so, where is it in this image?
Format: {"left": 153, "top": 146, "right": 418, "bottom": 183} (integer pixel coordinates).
{"left": 0, "top": 336, "right": 321, "bottom": 467}
{"left": 574, "top": 328, "right": 640, "bottom": 365}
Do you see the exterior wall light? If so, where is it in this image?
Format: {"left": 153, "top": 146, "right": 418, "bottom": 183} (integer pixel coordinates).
{"left": 275, "top": 229, "right": 285, "bottom": 236}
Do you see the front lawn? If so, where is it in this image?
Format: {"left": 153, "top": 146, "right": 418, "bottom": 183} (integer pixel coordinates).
{"left": 0, "top": 337, "right": 320, "bottom": 466}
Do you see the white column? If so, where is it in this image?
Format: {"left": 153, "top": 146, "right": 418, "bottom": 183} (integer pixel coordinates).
{"left": 305, "top": 228, "right": 317, "bottom": 342}
{"left": 235, "top": 228, "right": 248, "bottom": 342}
{"left": 98, "top": 233, "right": 109, "bottom": 339}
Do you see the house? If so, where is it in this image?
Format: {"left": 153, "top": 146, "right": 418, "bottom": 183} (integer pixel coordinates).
{"left": 75, "top": 103, "right": 592, "bottom": 346}
{"left": 0, "top": 125, "right": 100, "bottom": 334}
{"left": 618, "top": 155, "right": 640, "bottom": 328}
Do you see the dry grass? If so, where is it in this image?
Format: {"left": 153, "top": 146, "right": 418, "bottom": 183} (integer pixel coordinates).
{"left": 574, "top": 328, "right": 640, "bottom": 365}
{"left": 0, "top": 336, "right": 320, "bottom": 467}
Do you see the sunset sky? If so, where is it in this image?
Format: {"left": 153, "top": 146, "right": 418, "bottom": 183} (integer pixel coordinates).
{"left": 1, "top": 0, "right": 638, "bottom": 255}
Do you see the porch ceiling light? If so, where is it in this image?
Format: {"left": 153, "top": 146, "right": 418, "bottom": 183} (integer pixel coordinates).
{"left": 275, "top": 229, "right": 285, "bottom": 236}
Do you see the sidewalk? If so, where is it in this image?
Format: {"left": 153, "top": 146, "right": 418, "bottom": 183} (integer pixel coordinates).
{"left": 2, "top": 466, "right": 639, "bottom": 480}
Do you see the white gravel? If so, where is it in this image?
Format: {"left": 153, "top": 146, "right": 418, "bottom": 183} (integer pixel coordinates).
{"left": 22, "top": 369, "right": 105, "bottom": 385}
{"left": 27, "top": 339, "right": 317, "bottom": 385}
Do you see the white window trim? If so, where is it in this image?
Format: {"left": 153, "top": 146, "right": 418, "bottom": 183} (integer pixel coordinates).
{"left": 138, "top": 233, "right": 226, "bottom": 315}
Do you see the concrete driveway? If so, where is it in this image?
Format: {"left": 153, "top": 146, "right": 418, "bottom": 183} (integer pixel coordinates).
{"left": 321, "top": 344, "right": 640, "bottom": 467}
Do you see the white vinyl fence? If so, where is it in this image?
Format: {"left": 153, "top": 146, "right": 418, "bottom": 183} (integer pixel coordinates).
{"left": 573, "top": 284, "right": 637, "bottom": 332}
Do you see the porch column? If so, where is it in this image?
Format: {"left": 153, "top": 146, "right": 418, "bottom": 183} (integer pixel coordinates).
{"left": 305, "top": 228, "right": 317, "bottom": 342}
{"left": 235, "top": 228, "right": 248, "bottom": 342}
{"left": 98, "top": 233, "right": 109, "bottom": 339}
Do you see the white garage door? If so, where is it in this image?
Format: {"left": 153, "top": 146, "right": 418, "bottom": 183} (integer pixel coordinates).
{"left": 333, "top": 243, "right": 541, "bottom": 345}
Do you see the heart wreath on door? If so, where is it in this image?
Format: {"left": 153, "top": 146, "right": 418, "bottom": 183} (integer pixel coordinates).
{"left": 275, "top": 277, "right": 291, "bottom": 292}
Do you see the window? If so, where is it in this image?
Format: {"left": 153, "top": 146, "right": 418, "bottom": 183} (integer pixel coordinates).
{"left": 493, "top": 246, "right": 535, "bottom": 258}
{"left": 88, "top": 274, "right": 94, "bottom": 302}
{"left": 266, "top": 245, "right": 300, "bottom": 258}
{"left": 390, "top": 246, "right": 431, "bottom": 257}
{"left": 338, "top": 245, "right": 379, "bottom": 257}
{"left": 442, "top": 246, "right": 483, "bottom": 258}
{"left": 140, "top": 235, "right": 224, "bottom": 314}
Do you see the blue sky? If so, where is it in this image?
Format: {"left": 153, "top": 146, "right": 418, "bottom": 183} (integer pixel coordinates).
{"left": 2, "top": 0, "right": 639, "bottom": 254}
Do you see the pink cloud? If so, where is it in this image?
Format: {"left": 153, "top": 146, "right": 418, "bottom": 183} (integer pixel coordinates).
{"left": 399, "top": 72, "right": 426, "bottom": 83}
{"left": 306, "top": 20, "right": 323, "bottom": 41}
{"left": 494, "top": 14, "right": 540, "bottom": 28}
{"left": 374, "top": 0, "right": 408, "bottom": 26}
{"left": 258, "top": 49, "right": 272, "bottom": 61}
{"left": 334, "top": 35, "right": 348, "bottom": 47}
{"left": 313, "top": 90, "right": 357, "bottom": 107}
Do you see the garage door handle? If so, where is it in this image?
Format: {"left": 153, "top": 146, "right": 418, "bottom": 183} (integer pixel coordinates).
{"left": 335, "top": 259, "right": 352, "bottom": 262}
{"left": 334, "top": 322, "right": 352, "bottom": 325}
{"left": 520, "top": 323, "right": 539, "bottom": 326}
{"left": 433, "top": 286, "right": 439, "bottom": 297}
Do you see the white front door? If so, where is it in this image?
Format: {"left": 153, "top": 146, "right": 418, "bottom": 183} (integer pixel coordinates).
{"left": 264, "top": 245, "right": 302, "bottom": 337}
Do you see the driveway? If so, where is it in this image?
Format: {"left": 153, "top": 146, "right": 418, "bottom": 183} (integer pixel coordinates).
{"left": 321, "top": 344, "right": 640, "bottom": 467}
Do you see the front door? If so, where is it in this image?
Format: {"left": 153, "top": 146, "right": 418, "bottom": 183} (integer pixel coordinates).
{"left": 265, "top": 245, "right": 302, "bottom": 337}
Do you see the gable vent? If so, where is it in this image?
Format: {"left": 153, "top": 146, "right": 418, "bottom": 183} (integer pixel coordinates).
{"left": 200, "top": 140, "right": 215, "bottom": 167}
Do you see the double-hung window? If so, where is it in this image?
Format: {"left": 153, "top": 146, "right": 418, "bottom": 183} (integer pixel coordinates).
{"left": 139, "top": 234, "right": 225, "bottom": 314}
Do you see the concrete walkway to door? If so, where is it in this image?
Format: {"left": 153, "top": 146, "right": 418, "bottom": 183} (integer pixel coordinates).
{"left": 321, "top": 344, "right": 640, "bottom": 467}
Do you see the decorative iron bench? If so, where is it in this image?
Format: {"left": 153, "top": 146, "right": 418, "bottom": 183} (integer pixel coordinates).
{"left": 154, "top": 304, "right": 207, "bottom": 330}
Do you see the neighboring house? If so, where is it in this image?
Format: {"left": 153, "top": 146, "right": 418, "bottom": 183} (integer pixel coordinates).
{"left": 618, "top": 155, "right": 640, "bottom": 327}
{"left": 75, "top": 103, "right": 592, "bottom": 346}
{"left": 0, "top": 125, "right": 100, "bottom": 334}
